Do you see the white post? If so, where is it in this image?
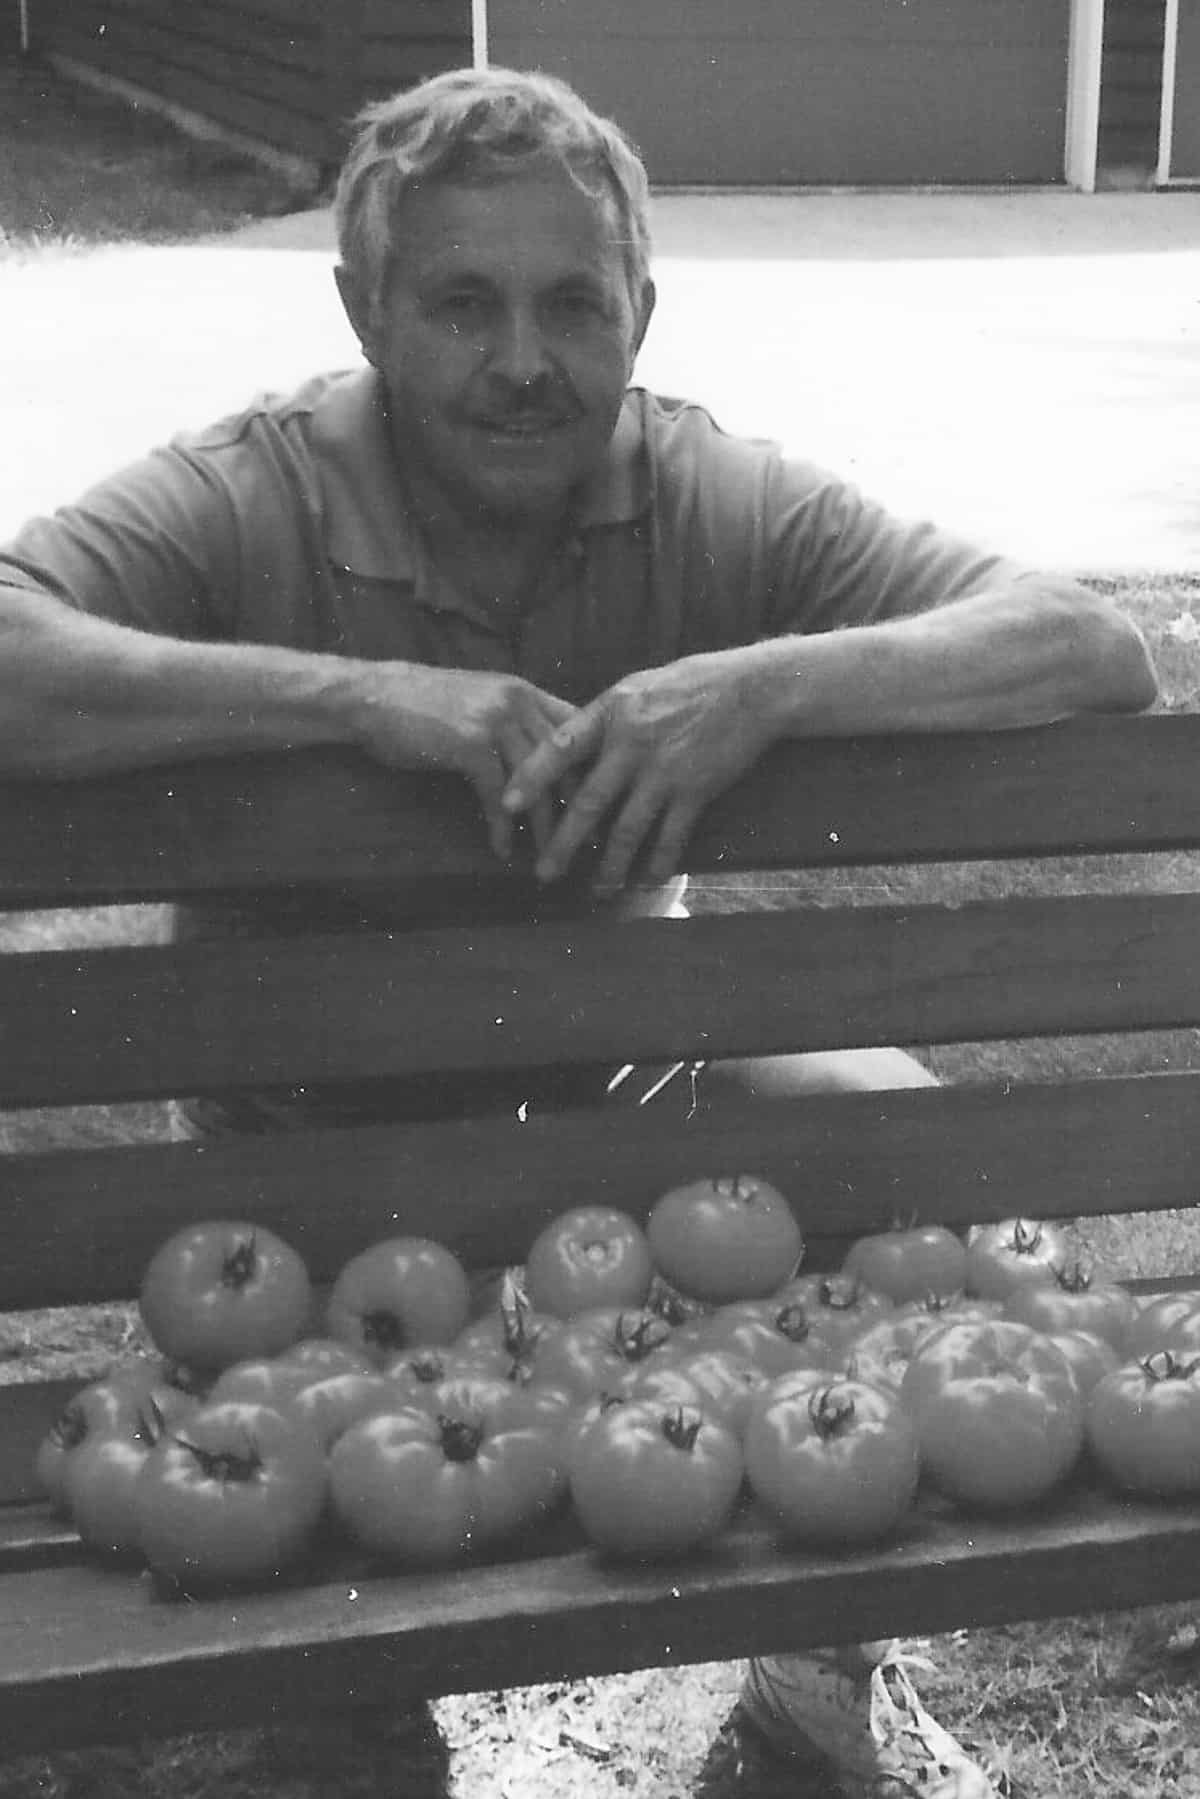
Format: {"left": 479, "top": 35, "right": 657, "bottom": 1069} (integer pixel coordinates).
{"left": 19, "top": 0, "right": 30, "bottom": 54}
{"left": 1065, "top": 0, "right": 1105, "bottom": 191}
{"left": 472, "top": 0, "right": 489, "bottom": 68}
{"left": 1158, "top": 0, "right": 1180, "bottom": 184}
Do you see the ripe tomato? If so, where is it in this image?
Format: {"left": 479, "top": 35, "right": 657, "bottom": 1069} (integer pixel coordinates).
{"left": 843, "top": 1311, "right": 957, "bottom": 1395}
{"left": 1004, "top": 1264, "right": 1135, "bottom": 1349}
{"left": 773, "top": 1273, "right": 893, "bottom": 1353}
{"left": 139, "top": 1221, "right": 312, "bottom": 1373}
{"left": 963, "top": 1217, "right": 1068, "bottom": 1302}
{"left": 525, "top": 1206, "right": 654, "bottom": 1318}
{"left": 531, "top": 1305, "right": 675, "bottom": 1402}
{"left": 135, "top": 1400, "right": 327, "bottom": 1592}
{"left": 326, "top": 1237, "right": 471, "bottom": 1367}
{"left": 1047, "top": 1329, "right": 1121, "bottom": 1398}
{"left": 842, "top": 1223, "right": 967, "bottom": 1306}
{"left": 274, "top": 1338, "right": 373, "bottom": 1380}
{"left": 287, "top": 1370, "right": 398, "bottom": 1453}
{"left": 647, "top": 1174, "right": 804, "bottom": 1304}
{"left": 620, "top": 1349, "right": 770, "bottom": 1440}
{"left": 329, "top": 1376, "right": 566, "bottom": 1564}
{"left": 35, "top": 1361, "right": 185, "bottom": 1517}
{"left": 902, "top": 1319, "right": 1084, "bottom": 1510}
{"left": 682, "top": 1297, "right": 837, "bottom": 1377}
{"left": 1087, "top": 1350, "right": 1200, "bottom": 1497}
{"left": 63, "top": 1392, "right": 185, "bottom": 1559}
{"left": 743, "top": 1372, "right": 919, "bottom": 1547}
{"left": 1125, "top": 1291, "right": 1200, "bottom": 1360}
{"left": 568, "top": 1398, "right": 744, "bottom": 1560}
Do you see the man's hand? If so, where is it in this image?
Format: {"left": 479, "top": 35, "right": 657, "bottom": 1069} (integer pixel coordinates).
{"left": 501, "top": 647, "right": 773, "bottom": 893}
{"left": 354, "top": 664, "right": 578, "bottom": 863}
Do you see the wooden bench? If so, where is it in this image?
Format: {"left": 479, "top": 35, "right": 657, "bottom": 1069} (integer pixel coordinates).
{"left": 3, "top": 714, "right": 1200, "bottom": 1756}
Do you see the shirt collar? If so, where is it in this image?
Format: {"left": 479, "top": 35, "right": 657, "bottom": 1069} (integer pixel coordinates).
{"left": 311, "top": 369, "right": 647, "bottom": 582}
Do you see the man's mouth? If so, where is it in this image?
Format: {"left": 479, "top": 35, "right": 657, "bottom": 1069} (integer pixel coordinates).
{"left": 473, "top": 414, "right": 570, "bottom": 437}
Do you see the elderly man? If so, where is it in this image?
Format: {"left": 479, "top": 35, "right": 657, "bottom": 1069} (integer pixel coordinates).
{"left": 1, "top": 65, "right": 1154, "bottom": 1797}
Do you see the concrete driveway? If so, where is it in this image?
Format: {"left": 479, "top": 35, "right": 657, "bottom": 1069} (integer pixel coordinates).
{"left": 3, "top": 189, "right": 1199, "bottom": 571}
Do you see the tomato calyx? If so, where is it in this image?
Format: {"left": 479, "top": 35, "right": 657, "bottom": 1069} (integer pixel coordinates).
{"left": 437, "top": 1414, "right": 484, "bottom": 1463}
{"left": 808, "top": 1386, "right": 858, "bottom": 1440}
{"left": 220, "top": 1233, "right": 262, "bottom": 1293}
{"left": 817, "top": 1275, "right": 864, "bottom": 1314}
{"left": 49, "top": 1399, "right": 89, "bottom": 1452}
{"left": 1010, "top": 1219, "right": 1049, "bottom": 1258}
{"left": 498, "top": 1270, "right": 538, "bottom": 1357}
{"left": 359, "top": 1307, "right": 411, "bottom": 1355}
{"left": 773, "top": 1302, "right": 817, "bottom": 1343}
{"left": 1052, "top": 1261, "right": 1094, "bottom": 1295}
{"left": 645, "top": 1275, "right": 706, "bottom": 1327}
{"left": 614, "top": 1310, "right": 673, "bottom": 1364}
{"left": 177, "top": 1434, "right": 264, "bottom": 1485}
{"left": 660, "top": 1405, "right": 705, "bottom": 1454}
{"left": 1141, "top": 1348, "right": 1200, "bottom": 1384}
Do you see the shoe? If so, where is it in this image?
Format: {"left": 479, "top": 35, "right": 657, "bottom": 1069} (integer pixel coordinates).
{"left": 739, "top": 1644, "right": 1009, "bottom": 1798}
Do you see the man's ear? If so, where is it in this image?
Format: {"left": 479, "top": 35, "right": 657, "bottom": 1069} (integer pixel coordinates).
{"left": 334, "top": 264, "right": 379, "bottom": 367}
{"left": 632, "top": 278, "right": 656, "bottom": 360}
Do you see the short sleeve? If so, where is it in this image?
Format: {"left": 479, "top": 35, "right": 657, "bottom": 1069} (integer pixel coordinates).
{"left": 0, "top": 443, "right": 242, "bottom": 639}
{"left": 763, "top": 457, "right": 1028, "bottom": 636}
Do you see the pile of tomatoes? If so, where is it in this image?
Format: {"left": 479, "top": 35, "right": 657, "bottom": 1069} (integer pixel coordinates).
{"left": 35, "top": 1180, "right": 1200, "bottom": 1595}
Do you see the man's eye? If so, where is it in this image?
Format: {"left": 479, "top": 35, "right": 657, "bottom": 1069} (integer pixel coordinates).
{"left": 549, "top": 292, "right": 603, "bottom": 326}
{"left": 435, "top": 293, "right": 490, "bottom": 325}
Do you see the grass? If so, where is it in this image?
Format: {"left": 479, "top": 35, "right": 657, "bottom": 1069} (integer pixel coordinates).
{"left": 3, "top": 67, "right": 1200, "bottom": 1799}
{"left": 0, "top": 56, "right": 313, "bottom": 256}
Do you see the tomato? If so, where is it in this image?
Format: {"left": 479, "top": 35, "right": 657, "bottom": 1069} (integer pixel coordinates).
{"left": 620, "top": 1349, "right": 769, "bottom": 1440}
{"left": 963, "top": 1217, "right": 1068, "bottom": 1302}
{"left": 743, "top": 1372, "right": 919, "bottom": 1547}
{"left": 842, "top": 1223, "right": 967, "bottom": 1306}
{"left": 207, "top": 1356, "right": 326, "bottom": 1409}
{"left": 681, "top": 1298, "right": 837, "bottom": 1378}
{"left": 1125, "top": 1291, "right": 1200, "bottom": 1360}
{"left": 135, "top": 1400, "right": 327, "bottom": 1592}
{"left": 647, "top": 1174, "right": 804, "bottom": 1303}
{"left": 139, "top": 1221, "right": 312, "bottom": 1373}
{"left": 843, "top": 1311, "right": 958, "bottom": 1395}
{"left": 63, "top": 1396, "right": 179, "bottom": 1559}
{"left": 326, "top": 1237, "right": 471, "bottom": 1367}
{"left": 773, "top": 1273, "right": 893, "bottom": 1352}
{"left": 1048, "top": 1329, "right": 1121, "bottom": 1398}
{"left": 35, "top": 1361, "right": 184, "bottom": 1516}
{"left": 1087, "top": 1350, "right": 1200, "bottom": 1498}
{"left": 902, "top": 1319, "right": 1084, "bottom": 1510}
{"left": 531, "top": 1305, "right": 675, "bottom": 1402}
{"left": 525, "top": 1206, "right": 654, "bottom": 1318}
{"left": 329, "top": 1376, "right": 566, "bottom": 1564}
{"left": 1003, "top": 1264, "right": 1135, "bottom": 1349}
{"left": 287, "top": 1370, "right": 398, "bottom": 1453}
{"left": 568, "top": 1398, "right": 744, "bottom": 1560}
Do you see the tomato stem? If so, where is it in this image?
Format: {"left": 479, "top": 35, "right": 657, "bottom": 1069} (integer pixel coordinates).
{"left": 809, "top": 1387, "right": 857, "bottom": 1439}
{"left": 360, "top": 1308, "right": 408, "bottom": 1354}
{"left": 438, "top": 1415, "right": 483, "bottom": 1462}
{"left": 221, "top": 1234, "right": 259, "bottom": 1292}
{"left": 661, "top": 1405, "right": 703, "bottom": 1453}
{"left": 178, "top": 1437, "right": 263, "bottom": 1484}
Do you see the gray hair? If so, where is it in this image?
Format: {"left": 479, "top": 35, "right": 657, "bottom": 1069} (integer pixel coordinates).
{"left": 334, "top": 67, "right": 653, "bottom": 318}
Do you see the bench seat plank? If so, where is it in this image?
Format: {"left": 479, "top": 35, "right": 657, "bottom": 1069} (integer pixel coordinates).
{"left": 2, "top": 1483, "right": 1199, "bottom": 1752}
{"left": 8, "top": 893, "right": 1200, "bottom": 1109}
{"left": 3, "top": 1075, "right": 1200, "bottom": 1312}
{"left": 4, "top": 717, "right": 1200, "bottom": 906}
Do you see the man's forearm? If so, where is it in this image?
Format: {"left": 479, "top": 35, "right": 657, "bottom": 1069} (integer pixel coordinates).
{"left": 0, "top": 587, "right": 368, "bottom": 776}
{"left": 748, "top": 580, "right": 1157, "bottom": 740}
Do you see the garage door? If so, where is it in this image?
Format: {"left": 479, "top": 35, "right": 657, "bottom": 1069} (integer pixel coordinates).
{"left": 487, "top": 0, "right": 1072, "bottom": 185}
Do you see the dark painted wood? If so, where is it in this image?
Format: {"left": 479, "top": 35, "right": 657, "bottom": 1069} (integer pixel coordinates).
{"left": 3, "top": 1076, "right": 1200, "bottom": 1313}
{"left": 6, "top": 719, "right": 1200, "bottom": 909}
{"left": 2, "top": 1483, "right": 1200, "bottom": 1752}
{"left": 6, "top": 892, "right": 1200, "bottom": 1108}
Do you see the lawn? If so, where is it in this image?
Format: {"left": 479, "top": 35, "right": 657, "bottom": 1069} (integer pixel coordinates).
{"left": 4, "top": 55, "right": 1200, "bottom": 1799}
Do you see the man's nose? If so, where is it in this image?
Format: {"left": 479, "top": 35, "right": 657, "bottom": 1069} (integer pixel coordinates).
{"left": 488, "top": 306, "right": 553, "bottom": 383}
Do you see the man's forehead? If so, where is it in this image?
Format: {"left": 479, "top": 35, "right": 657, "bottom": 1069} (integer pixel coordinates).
{"left": 396, "top": 164, "right": 627, "bottom": 279}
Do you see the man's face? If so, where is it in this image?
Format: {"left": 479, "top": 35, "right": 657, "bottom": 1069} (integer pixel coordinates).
{"left": 340, "top": 162, "right": 653, "bottom": 526}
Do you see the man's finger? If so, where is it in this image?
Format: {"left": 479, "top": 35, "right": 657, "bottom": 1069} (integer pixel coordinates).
{"left": 532, "top": 750, "right": 636, "bottom": 883}
{"left": 644, "top": 798, "right": 703, "bottom": 888}
{"left": 502, "top": 706, "right": 603, "bottom": 814}
{"left": 497, "top": 721, "right": 555, "bottom": 859}
{"left": 590, "top": 782, "right": 667, "bottom": 895}
{"left": 467, "top": 751, "right": 514, "bottom": 863}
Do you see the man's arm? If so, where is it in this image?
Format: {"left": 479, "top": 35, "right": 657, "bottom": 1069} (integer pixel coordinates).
{"left": 503, "top": 576, "right": 1157, "bottom": 894}
{"left": 0, "top": 586, "right": 575, "bottom": 860}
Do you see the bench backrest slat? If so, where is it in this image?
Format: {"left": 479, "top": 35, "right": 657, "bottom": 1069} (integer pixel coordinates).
{"left": 4, "top": 716, "right": 1200, "bottom": 907}
{"left": 7, "top": 892, "right": 1200, "bottom": 1108}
